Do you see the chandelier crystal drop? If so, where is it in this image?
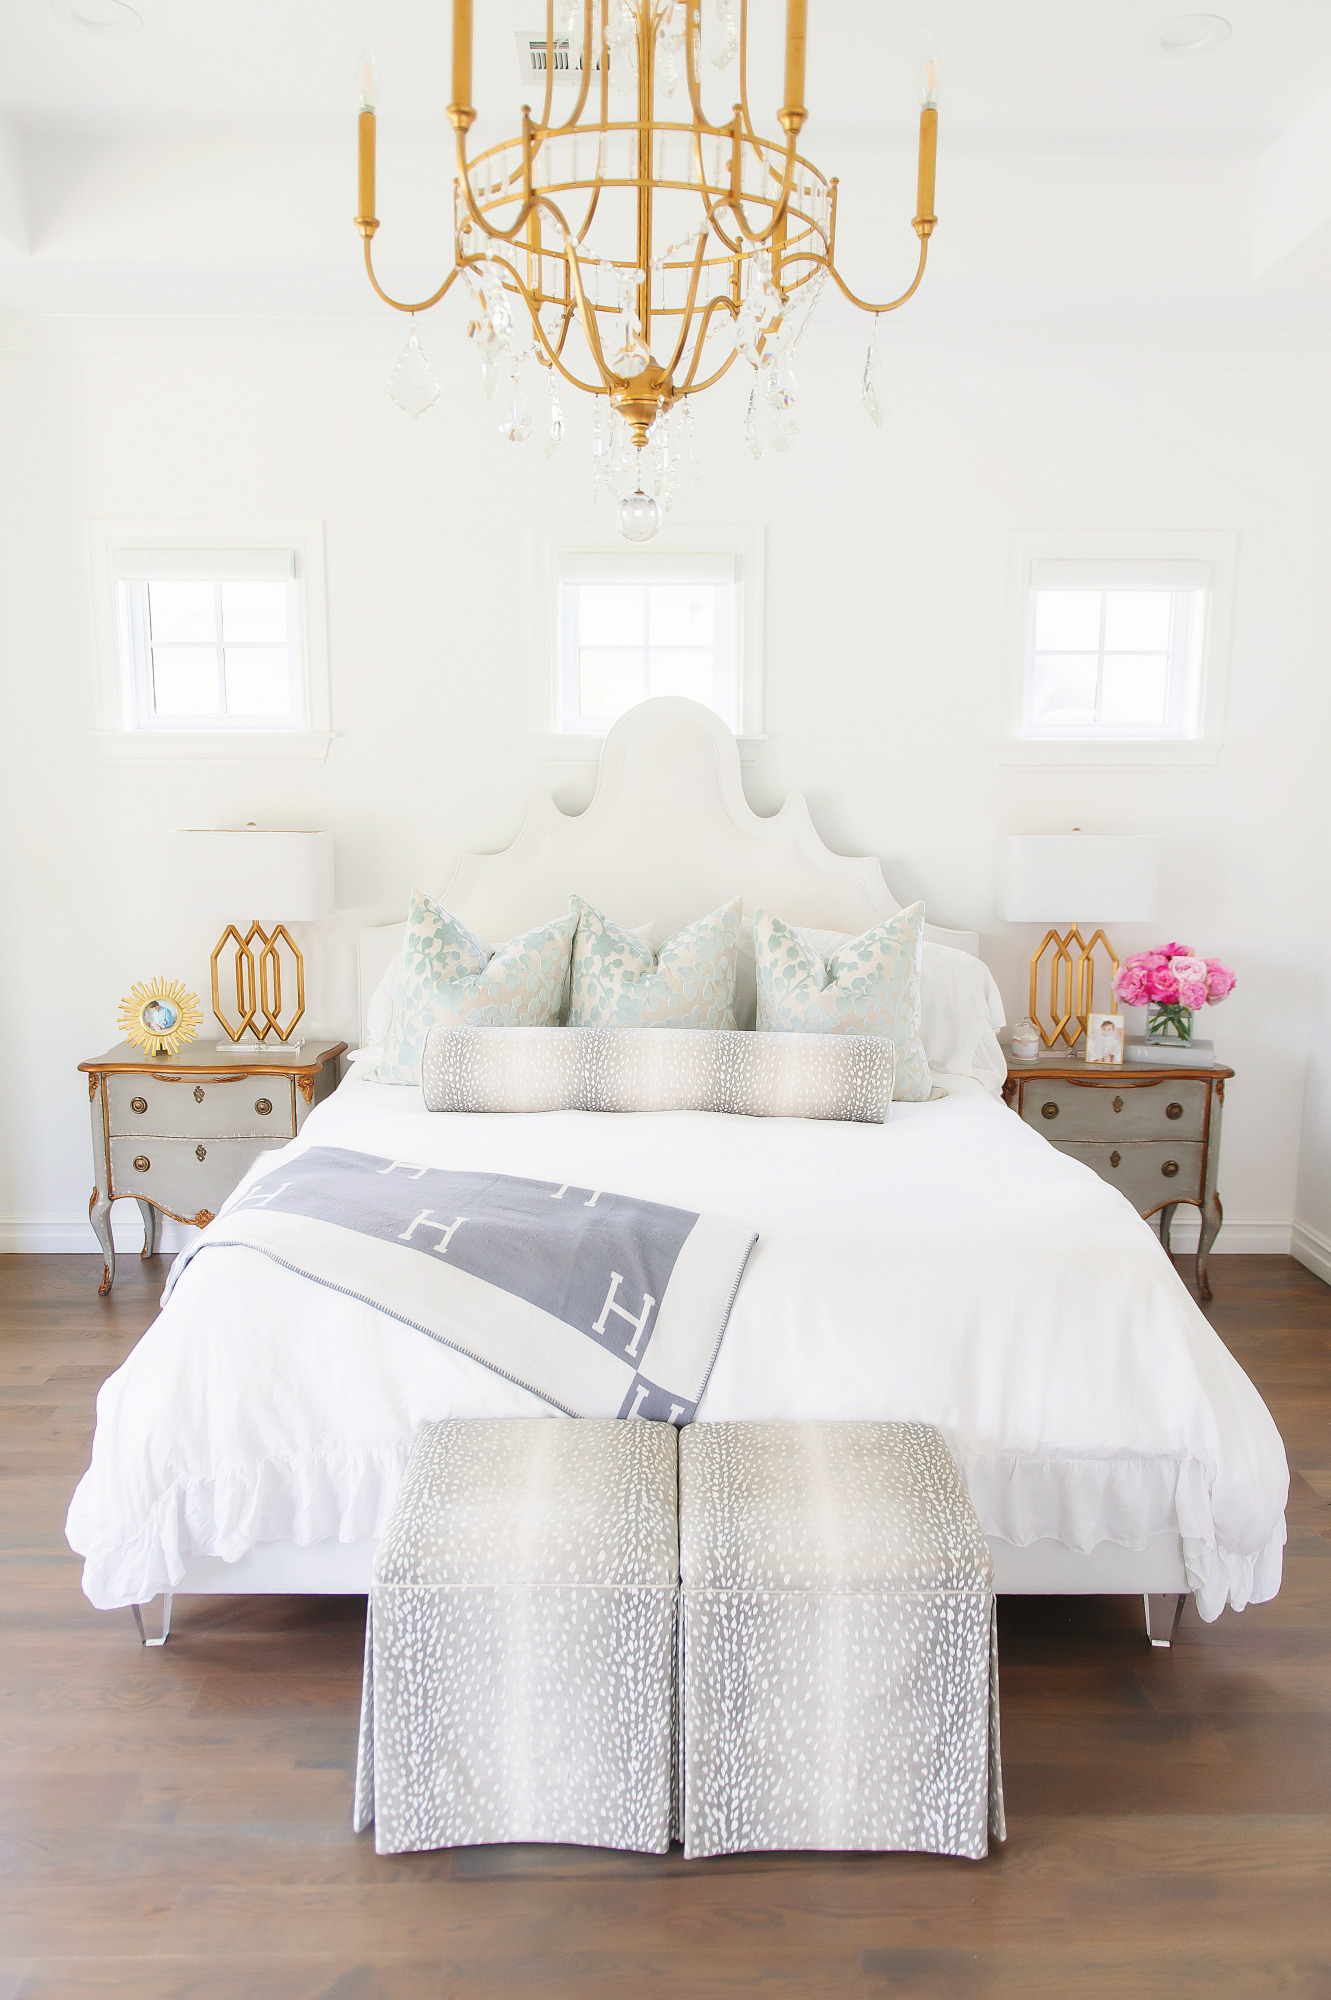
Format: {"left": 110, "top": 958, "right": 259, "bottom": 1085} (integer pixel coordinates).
{"left": 541, "top": 366, "right": 566, "bottom": 458}
{"left": 862, "top": 318, "right": 889, "bottom": 428}
{"left": 388, "top": 323, "right": 441, "bottom": 416}
{"left": 359, "top": 0, "right": 940, "bottom": 534}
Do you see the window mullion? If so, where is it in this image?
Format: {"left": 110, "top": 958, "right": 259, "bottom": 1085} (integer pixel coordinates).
{"left": 1092, "top": 591, "right": 1108, "bottom": 724}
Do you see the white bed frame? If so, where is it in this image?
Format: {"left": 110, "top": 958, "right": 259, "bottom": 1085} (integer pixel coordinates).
{"left": 156, "top": 699, "right": 1186, "bottom": 1635}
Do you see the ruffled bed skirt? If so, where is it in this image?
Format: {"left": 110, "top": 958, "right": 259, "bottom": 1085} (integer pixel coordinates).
{"left": 66, "top": 1435, "right": 1285, "bottom": 1623}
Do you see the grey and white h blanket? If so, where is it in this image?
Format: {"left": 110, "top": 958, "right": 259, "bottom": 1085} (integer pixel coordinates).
{"left": 164, "top": 1146, "right": 757, "bottom": 1424}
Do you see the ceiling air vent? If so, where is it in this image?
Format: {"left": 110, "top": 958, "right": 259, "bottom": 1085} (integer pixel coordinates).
{"left": 514, "top": 31, "right": 603, "bottom": 87}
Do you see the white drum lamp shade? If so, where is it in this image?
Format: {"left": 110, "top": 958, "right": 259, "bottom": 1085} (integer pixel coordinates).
{"left": 176, "top": 830, "right": 335, "bottom": 922}
{"left": 174, "top": 829, "right": 335, "bottom": 1046}
{"left": 1001, "top": 835, "right": 1158, "bottom": 925}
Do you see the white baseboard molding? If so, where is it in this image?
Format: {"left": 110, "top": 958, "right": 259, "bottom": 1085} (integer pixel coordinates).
{"left": 0, "top": 1215, "right": 195, "bottom": 1255}
{"left": 1163, "top": 1216, "right": 1292, "bottom": 1256}
{"left": 1292, "top": 1219, "right": 1331, "bottom": 1287}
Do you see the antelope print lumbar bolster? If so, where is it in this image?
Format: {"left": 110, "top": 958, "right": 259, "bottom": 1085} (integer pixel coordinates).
{"left": 163, "top": 1146, "right": 757, "bottom": 1425}
{"left": 422, "top": 1025, "right": 896, "bottom": 1124}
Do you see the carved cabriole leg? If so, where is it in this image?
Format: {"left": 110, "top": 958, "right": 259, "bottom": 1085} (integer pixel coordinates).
{"left": 1197, "top": 1192, "right": 1222, "bottom": 1304}
{"left": 137, "top": 1198, "right": 162, "bottom": 1260}
{"left": 1158, "top": 1202, "right": 1178, "bottom": 1258}
{"left": 1195, "top": 1076, "right": 1227, "bottom": 1304}
{"left": 89, "top": 1189, "right": 115, "bottom": 1297}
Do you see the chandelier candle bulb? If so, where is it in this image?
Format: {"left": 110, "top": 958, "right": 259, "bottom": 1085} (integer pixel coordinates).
{"left": 451, "top": 0, "right": 474, "bottom": 119}
{"left": 357, "top": 107, "right": 377, "bottom": 233}
{"left": 916, "top": 106, "right": 937, "bottom": 227}
{"left": 782, "top": 0, "right": 808, "bottom": 126}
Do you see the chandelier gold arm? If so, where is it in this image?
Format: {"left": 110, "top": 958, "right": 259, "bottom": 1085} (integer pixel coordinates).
{"left": 676, "top": 296, "right": 741, "bottom": 391}
{"left": 684, "top": 1, "right": 747, "bottom": 139}
{"left": 541, "top": 0, "right": 596, "bottom": 139}
{"left": 478, "top": 246, "right": 616, "bottom": 398}
{"left": 360, "top": 232, "right": 463, "bottom": 317}
{"left": 821, "top": 233, "right": 931, "bottom": 317}
{"left": 659, "top": 230, "right": 714, "bottom": 379}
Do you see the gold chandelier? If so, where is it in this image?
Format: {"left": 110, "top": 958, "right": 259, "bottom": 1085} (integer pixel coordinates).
{"left": 355, "top": 1, "right": 939, "bottom": 537}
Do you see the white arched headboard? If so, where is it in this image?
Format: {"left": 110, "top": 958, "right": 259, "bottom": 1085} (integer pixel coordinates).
{"left": 359, "top": 698, "right": 978, "bottom": 1042}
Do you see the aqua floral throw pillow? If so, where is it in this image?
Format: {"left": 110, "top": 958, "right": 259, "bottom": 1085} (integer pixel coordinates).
{"left": 370, "top": 891, "right": 577, "bottom": 1085}
{"left": 568, "top": 895, "right": 741, "bottom": 1030}
{"left": 753, "top": 902, "right": 932, "bottom": 1101}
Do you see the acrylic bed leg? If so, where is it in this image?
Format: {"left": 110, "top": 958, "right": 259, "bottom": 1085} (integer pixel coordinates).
{"left": 131, "top": 1594, "right": 173, "bottom": 1647}
{"left": 1143, "top": 1592, "right": 1186, "bottom": 1649}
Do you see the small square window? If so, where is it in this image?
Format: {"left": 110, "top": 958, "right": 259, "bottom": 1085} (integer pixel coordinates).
{"left": 120, "top": 559, "right": 301, "bottom": 732}
{"left": 557, "top": 555, "right": 739, "bottom": 735}
{"left": 1022, "top": 559, "right": 1209, "bottom": 742}
{"left": 536, "top": 527, "right": 762, "bottom": 749}
{"left": 90, "top": 524, "right": 331, "bottom": 759}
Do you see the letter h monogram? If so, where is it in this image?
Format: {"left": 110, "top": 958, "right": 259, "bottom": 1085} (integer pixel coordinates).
{"left": 592, "top": 1270, "right": 656, "bottom": 1358}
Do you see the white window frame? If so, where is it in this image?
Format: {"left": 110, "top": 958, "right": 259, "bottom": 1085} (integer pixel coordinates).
{"left": 88, "top": 521, "right": 332, "bottom": 761}
{"left": 999, "top": 530, "right": 1234, "bottom": 769}
{"left": 532, "top": 523, "right": 764, "bottom": 760}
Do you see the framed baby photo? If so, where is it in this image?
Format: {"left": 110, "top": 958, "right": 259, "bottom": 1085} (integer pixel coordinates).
{"left": 1085, "top": 1012, "right": 1125, "bottom": 1065}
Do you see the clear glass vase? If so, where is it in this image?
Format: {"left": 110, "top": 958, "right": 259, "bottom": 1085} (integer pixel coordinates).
{"left": 1146, "top": 1002, "right": 1195, "bottom": 1046}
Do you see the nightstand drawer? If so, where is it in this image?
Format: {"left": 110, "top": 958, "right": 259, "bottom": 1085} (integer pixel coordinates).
{"left": 107, "top": 1072, "right": 296, "bottom": 1141}
{"left": 109, "top": 1135, "right": 287, "bottom": 1220}
{"left": 1020, "top": 1077, "right": 1209, "bottom": 1143}
{"left": 1056, "top": 1140, "right": 1205, "bottom": 1210}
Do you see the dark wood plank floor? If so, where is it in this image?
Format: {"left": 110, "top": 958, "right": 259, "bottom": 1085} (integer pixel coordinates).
{"left": 1, "top": 1253, "right": 1328, "bottom": 2000}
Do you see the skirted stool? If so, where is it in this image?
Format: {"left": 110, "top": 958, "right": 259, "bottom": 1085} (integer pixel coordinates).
{"left": 354, "top": 1417, "right": 678, "bottom": 1855}
{"left": 677, "top": 1420, "right": 1006, "bottom": 1860}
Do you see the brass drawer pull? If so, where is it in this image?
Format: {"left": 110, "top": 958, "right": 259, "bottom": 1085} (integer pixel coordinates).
{"left": 1112, "top": 1096, "right": 1124, "bottom": 1113}
{"left": 1110, "top": 1151, "right": 1121, "bottom": 1168}
{"left": 1041, "top": 1102, "right": 1059, "bottom": 1120}
{"left": 254, "top": 1097, "right": 272, "bottom": 1116}
{"left": 133, "top": 1155, "right": 150, "bottom": 1173}
{"left": 196, "top": 1145, "right": 207, "bottom": 1162}
{"left": 131, "top": 1097, "right": 147, "bottom": 1115}
{"left": 1166, "top": 1102, "right": 1183, "bottom": 1120}
{"left": 1162, "top": 1160, "right": 1180, "bottom": 1178}
{"left": 194, "top": 1085, "right": 205, "bottom": 1104}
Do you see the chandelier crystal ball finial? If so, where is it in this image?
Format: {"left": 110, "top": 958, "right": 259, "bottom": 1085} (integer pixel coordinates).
{"left": 617, "top": 486, "right": 662, "bottom": 542}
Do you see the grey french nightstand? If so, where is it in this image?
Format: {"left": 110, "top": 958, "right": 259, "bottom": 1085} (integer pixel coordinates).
{"left": 1001, "top": 1034, "right": 1233, "bottom": 1301}
{"left": 79, "top": 1038, "right": 346, "bottom": 1295}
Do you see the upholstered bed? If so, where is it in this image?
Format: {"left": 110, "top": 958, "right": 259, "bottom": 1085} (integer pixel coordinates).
{"left": 66, "top": 701, "right": 1288, "bottom": 1625}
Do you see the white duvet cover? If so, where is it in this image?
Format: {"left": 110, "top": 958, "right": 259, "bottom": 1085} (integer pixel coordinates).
{"left": 67, "top": 1065, "right": 1289, "bottom": 1621}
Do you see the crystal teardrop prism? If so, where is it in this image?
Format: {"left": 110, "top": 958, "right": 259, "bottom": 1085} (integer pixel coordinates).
{"left": 498, "top": 367, "right": 535, "bottom": 443}
{"left": 388, "top": 328, "right": 440, "bottom": 416}
{"left": 541, "top": 369, "right": 565, "bottom": 459}
{"left": 862, "top": 321, "right": 889, "bottom": 427}
{"left": 712, "top": 0, "right": 739, "bottom": 69}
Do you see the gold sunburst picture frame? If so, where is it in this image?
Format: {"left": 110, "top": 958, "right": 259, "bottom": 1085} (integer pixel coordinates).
{"left": 118, "top": 978, "right": 203, "bottom": 1059}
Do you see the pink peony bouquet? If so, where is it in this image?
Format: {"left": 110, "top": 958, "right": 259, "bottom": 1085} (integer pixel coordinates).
{"left": 1113, "top": 942, "right": 1235, "bottom": 1044}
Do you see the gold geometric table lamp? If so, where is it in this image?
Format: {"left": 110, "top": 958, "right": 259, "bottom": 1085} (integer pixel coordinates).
{"left": 177, "top": 828, "right": 335, "bottom": 1050}
{"left": 1001, "top": 832, "right": 1159, "bottom": 1051}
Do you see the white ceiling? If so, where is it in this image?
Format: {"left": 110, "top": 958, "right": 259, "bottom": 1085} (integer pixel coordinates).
{"left": 4, "top": 0, "right": 1331, "bottom": 152}
{"left": 6, "top": 1, "right": 1331, "bottom": 324}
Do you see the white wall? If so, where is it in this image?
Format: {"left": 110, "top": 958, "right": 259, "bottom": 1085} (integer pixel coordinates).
{"left": 1295, "top": 963, "right": 1331, "bottom": 1283}
{"left": 0, "top": 310, "right": 1327, "bottom": 1257}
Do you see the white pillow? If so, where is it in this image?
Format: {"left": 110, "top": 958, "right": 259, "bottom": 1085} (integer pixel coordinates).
{"left": 776, "top": 923, "right": 1005, "bottom": 1094}
{"left": 366, "top": 957, "right": 397, "bottom": 1046}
